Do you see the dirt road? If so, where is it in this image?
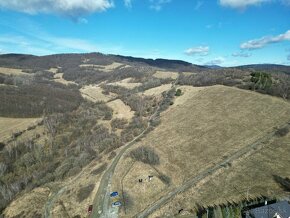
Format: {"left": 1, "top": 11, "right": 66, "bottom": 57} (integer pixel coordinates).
{"left": 91, "top": 82, "right": 177, "bottom": 218}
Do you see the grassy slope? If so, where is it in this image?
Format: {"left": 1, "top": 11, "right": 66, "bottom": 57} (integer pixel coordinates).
{"left": 0, "top": 117, "right": 40, "bottom": 142}
{"left": 112, "top": 85, "right": 290, "bottom": 217}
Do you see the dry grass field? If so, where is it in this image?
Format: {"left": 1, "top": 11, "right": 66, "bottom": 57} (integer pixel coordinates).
{"left": 53, "top": 73, "right": 76, "bottom": 85}
{"left": 0, "top": 117, "right": 40, "bottom": 142}
{"left": 152, "top": 132, "right": 290, "bottom": 217}
{"left": 111, "top": 85, "right": 290, "bottom": 217}
{"left": 80, "top": 85, "right": 117, "bottom": 102}
{"left": 47, "top": 68, "right": 59, "bottom": 74}
{"left": 80, "top": 62, "right": 127, "bottom": 72}
{"left": 108, "top": 78, "right": 142, "bottom": 89}
{"left": 142, "top": 84, "right": 172, "bottom": 97}
{"left": 153, "top": 70, "right": 179, "bottom": 80}
{"left": 107, "top": 99, "right": 134, "bottom": 120}
{"left": 0, "top": 67, "right": 30, "bottom": 76}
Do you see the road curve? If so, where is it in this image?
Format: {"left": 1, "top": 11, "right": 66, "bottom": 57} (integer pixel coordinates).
{"left": 91, "top": 82, "right": 177, "bottom": 218}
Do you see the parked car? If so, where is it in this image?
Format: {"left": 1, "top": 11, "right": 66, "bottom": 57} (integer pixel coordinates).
{"left": 110, "top": 191, "right": 119, "bottom": 197}
{"left": 112, "top": 201, "right": 122, "bottom": 207}
{"left": 88, "top": 205, "right": 93, "bottom": 214}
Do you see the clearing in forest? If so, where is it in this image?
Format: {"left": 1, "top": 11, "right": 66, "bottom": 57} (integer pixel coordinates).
{"left": 0, "top": 117, "right": 40, "bottom": 142}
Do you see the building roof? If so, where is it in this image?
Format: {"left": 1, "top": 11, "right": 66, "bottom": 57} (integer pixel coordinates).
{"left": 245, "top": 201, "right": 290, "bottom": 218}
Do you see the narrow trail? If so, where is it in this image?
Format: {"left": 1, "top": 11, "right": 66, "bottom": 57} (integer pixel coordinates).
{"left": 136, "top": 122, "right": 290, "bottom": 218}
{"left": 91, "top": 81, "right": 177, "bottom": 218}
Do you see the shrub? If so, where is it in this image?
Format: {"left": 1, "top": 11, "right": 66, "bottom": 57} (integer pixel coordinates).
{"left": 275, "top": 127, "right": 289, "bottom": 137}
{"left": 111, "top": 118, "right": 128, "bottom": 130}
{"left": 0, "top": 142, "right": 5, "bottom": 151}
{"left": 273, "top": 175, "right": 290, "bottom": 191}
{"left": 158, "top": 174, "right": 171, "bottom": 185}
{"left": 130, "top": 146, "right": 160, "bottom": 165}
{"left": 77, "top": 184, "right": 95, "bottom": 202}
{"left": 175, "top": 89, "right": 182, "bottom": 96}
{"left": 91, "top": 163, "right": 107, "bottom": 175}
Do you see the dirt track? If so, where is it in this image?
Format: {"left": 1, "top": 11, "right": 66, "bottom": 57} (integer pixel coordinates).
{"left": 91, "top": 82, "right": 177, "bottom": 218}
{"left": 136, "top": 122, "right": 290, "bottom": 218}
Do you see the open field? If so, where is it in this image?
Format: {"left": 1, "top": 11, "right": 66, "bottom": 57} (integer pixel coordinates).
{"left": 153, "top": 70, "right": 179, "bottom": 80}
{"left": 108, "top": 78, "right": 142, "bottom": 89}
{"left": 111, "top": 85, "right": 290, "bottom": 217}
{"left": 80, "top": 62, "right": 128, "bottom": 72}
{"left": 142, "top": 84, "right": 172, "bottom": 97}
{"left": 152, "top": 131, "right": 290, "bottom": 217}
{"left": 47, "top": 68, "right": 59, "bottom": 74}
{"left": 0, "top": 117, "right": 40, "bottom": 142}
{"left": 80, "top": 85, "right": 116, "bottom": 102}
{"left": 0, "top": 67, "right": 30, "bottom": 76}
{"left": 53, "top": 73, "right": 76, "bottom": 85}
{"left": 107, "top": 99, "right": 134, "bottom": 120}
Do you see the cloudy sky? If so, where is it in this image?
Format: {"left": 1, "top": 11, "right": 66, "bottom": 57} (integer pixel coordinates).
{"left": 0, "top": 0, "right": 289, "bottom": 66}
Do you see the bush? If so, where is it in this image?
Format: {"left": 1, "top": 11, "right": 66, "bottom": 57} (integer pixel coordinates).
{"left": 0, "top": 142, "right": 5, "bottom": 151}
{"left": 91, "top": 163, "right": 107, "bottom": 175}
{"left": 111, "top": 118, "right": 128, "bottom": 130}
{"left": 130, "top": 146, "right": 160, "bottom": 165}
{"left": 175, "top": 89, "right": 182, "bottom": 96}
{"left": 158, "top": 174, "right": 171, "bottom": 185}
{"left": 77, "top": 184, "right": 95, "bottom": 202}
{"left": 275, "top": 127, "right": 289, "bottom": 137}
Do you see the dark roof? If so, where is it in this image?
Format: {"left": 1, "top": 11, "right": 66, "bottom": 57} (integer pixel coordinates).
{"left": 245, "top": 201, "right": 290, "bottom": 218}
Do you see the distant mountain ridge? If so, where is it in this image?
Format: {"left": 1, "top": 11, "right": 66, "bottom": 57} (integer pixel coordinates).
{"left": 0, "top": 53, "right": 289, "bottom": 73}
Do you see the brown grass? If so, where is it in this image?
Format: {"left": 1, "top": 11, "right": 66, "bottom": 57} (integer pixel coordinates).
{"left": 107, "top": 99, "right": 134, "bottom": 120}
{"left": 53, "top": 73, "right": 76, "bottom": 85}
{"left": 108, "top": 78, "right": 142, "bottom": 89}
{"left": 142, "top": 84, "right": 172, "bottom": 97}
{"left": 0, "top": 117, "right": 41, "bottom": 142}
{"left": 80, "top": 62, "right": 127, "bottom": 72}
{"left": 0, "top": 67, "right": 30, "bottom": 76}
{"left": 153, "top": 71, "right": 179, "bottom": 80}
{"left": 112, "top": 85, "right": 290, "bottom": 217}
{"left": 80, "top": 85, "right": 116, "bottom": 102}
{"left": 152, "top": 132, "right": 290, "bottom": 217}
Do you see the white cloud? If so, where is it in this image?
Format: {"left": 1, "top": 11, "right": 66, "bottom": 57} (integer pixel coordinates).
{"left": 240, "top": 30, "right": 290, "bottom": 50}
{"left": 124, "top": 0, "right": 133, "bottom": 8}
{"left": 232, "top": 51, "right": 252, "bottom": 57}
{"left": 0, "top": 0, "right": 114, "bottom": 18}
{"left": 219, "top": 0, "right": 269, "bottom": 9}
{"left": 219, "top": 0, "right": 290, "bottom": 9}
{"left": 204, "top": 57, "right": 225, "bottom": 65}
{"left": 149, "top": 0, "right": 171, "bottom": 11}
{"left": 185, "top": 46, "right": 209, "bottom": 56}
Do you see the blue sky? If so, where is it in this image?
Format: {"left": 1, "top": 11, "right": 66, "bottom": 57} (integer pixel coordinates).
{"left": 0, "top": 0, "right": 289, "bottom": 66}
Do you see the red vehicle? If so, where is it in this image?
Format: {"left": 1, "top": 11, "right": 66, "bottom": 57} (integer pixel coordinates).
{"left": 88, "top": 205, "right": 93, "bottom": 214}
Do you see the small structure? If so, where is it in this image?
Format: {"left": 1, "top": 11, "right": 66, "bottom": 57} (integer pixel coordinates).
{"left": 88, "top": 205, "right": 93, "bottom": 214}
{"left": 148, "top": 176, "right": 153, "bottom": 181}
{"left": 110, "top": 191, "right": 119, "bottom": 197}
{"left": 244, "top": 201, "right": 290, "bottom": 218}
{"left": 112, "top": 201, "right": 122, "bottom": 207}
{"left": 138, "top": 179, "right": 143, "bottom": 183}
